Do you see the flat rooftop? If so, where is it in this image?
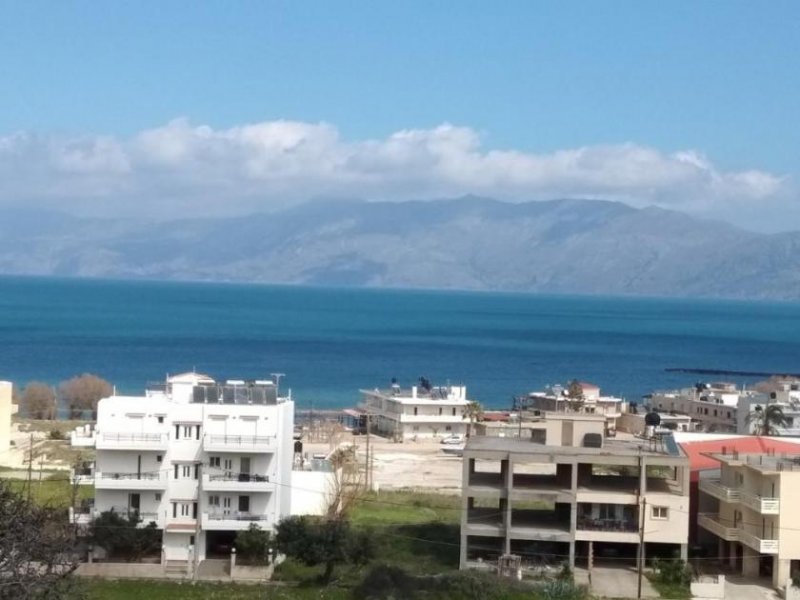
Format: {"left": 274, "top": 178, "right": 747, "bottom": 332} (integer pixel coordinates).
{"left": 465, "top": 434, "right": 684, "bottom": 459}
{"left": 361, "top": 386, "right": 467, "bottom": 402}
{"left": 707, "top": 451, "right": 800, "bottom": 473}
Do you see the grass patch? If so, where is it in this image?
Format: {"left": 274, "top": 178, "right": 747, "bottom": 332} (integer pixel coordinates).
{"left": 646, "top": 575, "right": 691, "bottom": 600}
{"left": 84, "top": 580, "right": 350, "bottom": 600}
{"left": 3, "top": 478, "right": 92, "bottom": 508}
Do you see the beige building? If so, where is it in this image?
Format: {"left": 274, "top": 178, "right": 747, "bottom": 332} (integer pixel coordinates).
{"left": 523, "top": 383, "right": 628, "bottom": 435}
{"left": 459, "top": 420, "right": 690, "bottom": 574}
{"left": 698, "top": 450, "right": 800, "bottom": 588}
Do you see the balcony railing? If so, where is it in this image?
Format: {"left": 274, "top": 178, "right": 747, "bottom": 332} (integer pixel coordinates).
{"left": 97, "top": 432, "right": 168, "bottom": 449}
{"left": 203, "top": 434, "right": 276, "bottom": 452}
{"left": 100, "top": 471, "right": 161, "bottom": 480}
{"left": 205, "top": 511, "right": 270, "bottom": 522}
{"left": 739, "top": 492, "right": 780, "bottom": 515}
{"left": 698, "top": 479, "right": 741, "bottom": 502}
{"left": 577, "top": 518, "right": 638, "bottom": 533}
{"left": 95, "top": 471, "right": 167, "bottom": 489}
{"left": 738, "top": 528, "right": 779, "bottom": 554}
{"left": 697, "top": 513, "right": 739, "bottom": 541}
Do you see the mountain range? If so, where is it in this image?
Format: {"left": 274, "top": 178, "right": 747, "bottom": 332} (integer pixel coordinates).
{"left": 1, "top": 197, "right": 799, "bottom": 299}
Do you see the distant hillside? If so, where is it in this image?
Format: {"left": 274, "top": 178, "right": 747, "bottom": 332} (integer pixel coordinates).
{"left": 1, "top": 197, "right": 799, "bottom": 299}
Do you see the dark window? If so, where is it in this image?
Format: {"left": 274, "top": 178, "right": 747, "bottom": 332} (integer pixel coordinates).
{"left": 174, "top": 464, "right": 179, "bottom": 479}
{"left": 452, "top": 408, "right": 456, "bottom": 416}
{"left": 238, "top": 495, "right": 250, "bottom": 512}
{"left": 194, "top": 465, "right": 199, "bottom": 480}
{"left": 195, "top": 425, "right": 201, "bottom": 440}
{"left": 157, "top": 416, "right": 164, "bottom": 424}
{"left": 190, "top": 535, "right": 195, "bottom": 546}
{"left": 413, "top": 407, "right": 418, "bottom": 416}
{"left": 174, "top": 424, "right": 180, "bottom": 439}
{"left": 192, "top": 502, "right": 198, "bottom": 519}
{"left": 172, "top": 502, "right": 177, "bottom": 518}
{"left": 156, "top": 455, "right": 163, "bottom": 463}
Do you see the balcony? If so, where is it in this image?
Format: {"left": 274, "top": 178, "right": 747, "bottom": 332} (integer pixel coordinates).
{"left": 739, "top": 492, "right": 780, "bottom": 515}
{"left": 203, "top": 434, "right": 276, "bottom": 453}
{"left": 201, "top": 512, "right": 272, "bottom": 531}
{"left": 202, "top": 473, "right": 275, "bottom": 493}
{"left": 96, "top": 432, "right": 168, "bottom": 451}
{"left": 575, "top": 518, "right": 639, "bottom": 543}
{"left": 738, "top": 528, "right": 779, "bottom": 554}
{"left": 70, "top": 465, "right": 95, "bottom": 485}
{"left": 698, "top": 513, "right": 739, "bottom": 541}
{"left": 70, "top": 431, "right": 96, "bottom": 448}
{"left": 95, "top": 471, "right": 167, "bottom": 490}
{"left": 698, "top": 479, "right": 741, "bottom": 503}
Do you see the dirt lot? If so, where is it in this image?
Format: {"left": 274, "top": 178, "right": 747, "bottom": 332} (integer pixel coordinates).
{"left": 303, "top": 434, "right": 464, "bottom": 493}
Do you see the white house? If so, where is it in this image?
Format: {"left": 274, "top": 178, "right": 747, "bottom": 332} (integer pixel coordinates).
{"left": 359, "top": 379, "right": 472, "bottom": 441}
{"left": 71, "top": 372, "right": 294, "bottom": 566}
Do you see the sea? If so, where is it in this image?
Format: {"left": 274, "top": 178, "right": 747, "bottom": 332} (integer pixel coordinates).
{"left": 1, "top": 275, "right": 799, "bottom": 411}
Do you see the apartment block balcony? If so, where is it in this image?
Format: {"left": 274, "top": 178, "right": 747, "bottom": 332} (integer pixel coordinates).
{"left": 96, "top": 432, "right": 168, "bottom": 451}
{"left": 202, "top": 473, "right": 275, "bottom": 493}
{"left": 738, "top": 528, "right": 779, "bottom": 554}
{"left": 698, "top": 479, "right": 740, "bottom": 503}
{"left": 95, "top": 471, "right": 168, "bottom": 490}
{"left": 508, "top": 510, "right": 571, "bottom": 542}
{"left": 575, "top": 518, "right": 639, "bottom": 543}
{"left": 739, "top": 492, "right": 780, "bottom": 515}
{"left": 201, "top": 511, "right": 273, "bottom": 531}
{"left": 698, "top": 513, "right": 739, "bottom": 542}
{"left": 203, "top": 434, "right": 276, "bottom": 453}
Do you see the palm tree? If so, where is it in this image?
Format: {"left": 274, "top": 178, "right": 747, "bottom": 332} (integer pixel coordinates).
{"left": 565, "top": 379, "right": 585, "bottom": 412}
{"left": 747, "top": 404, "right": 789, "bottom": 436}
{"left": 462, "top": 401, "right": 484, "bottom": 438}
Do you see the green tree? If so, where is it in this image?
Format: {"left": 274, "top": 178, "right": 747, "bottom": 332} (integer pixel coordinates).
{"left": 462, "top": 401, "right": 484, "bottom": 438}
{"left": 0, "top": 480, "right": 82, "bottom": 598}
{"left": 275, "top": 516, "right": 375, "bottom": 584}
{"left": 59, "top": 373, "right": 112, "bottom": 419}
{"left": 235, "top": 523, "right": 271, "bottom": 565}
{"left": 90, "top": 510, "right": 161, "bottom": 561}
{"left": 748, "top": 404, "right": 789, "bottom": 436}
{"left": 565, "top": 380, "right": 585, "bottom": 412}
{"left": 21, "top": 381, "right": 57, "bottom": 420}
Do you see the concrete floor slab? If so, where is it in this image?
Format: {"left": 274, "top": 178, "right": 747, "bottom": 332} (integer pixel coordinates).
{"left": 575, "top": 565, "right": 659, "bottom": 598}
{"left": 722, "top": 576, "right": 779, "bottom": 600}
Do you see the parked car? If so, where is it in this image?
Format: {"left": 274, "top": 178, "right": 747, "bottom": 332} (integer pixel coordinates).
{"left": 440, "top": 434, "right": 465, "bottom": 445}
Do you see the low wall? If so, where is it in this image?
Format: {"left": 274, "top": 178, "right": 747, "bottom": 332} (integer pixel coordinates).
{"left": 77, "top": 563, "right": 185, "bottom": 580}
{"left": 786, "top": 581, "right": 800, "bottom": 600}
{"left": 691, "top": 575, "right": 725, "bottom": 600}
{"left": 231, "top": 564, "right": 272, "bottom": 581}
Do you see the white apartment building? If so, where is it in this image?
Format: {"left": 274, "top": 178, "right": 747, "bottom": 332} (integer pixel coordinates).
{"left": 359, "top": 380, "right": 471, "bottom": 440}
{"left": 460, "top": 420, "right": 690, "bottom": 574}
{"left": 698, "top": 449, "right": 800, "bottom": 589}
{"left": 523, "top": 382, "right": 629, "bottom": 435}
{"left": 737, "top": 378, "right": 800, "bottom": 436}
{"left": 649, "top": 382, "right": 758, "bottom": 433}
{"left": 71, "top": 372, "right": 294, "bottom": 565}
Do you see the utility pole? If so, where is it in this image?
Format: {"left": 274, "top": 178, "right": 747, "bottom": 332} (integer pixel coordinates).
{"left": 365, "top": 413, "right": 372, "bottom": 491}
{"left": 637, "top": 450, "right": 645, "bottom": 600}
{"left": 26, "top": 433, "right": 34, "bottom": 502}
{"left": 193, "top": 461, "right": 202, "bottom": 581}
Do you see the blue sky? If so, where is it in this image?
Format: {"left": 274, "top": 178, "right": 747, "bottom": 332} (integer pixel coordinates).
{"left": 0, "top": 1, "right": 798, "bottom": 229}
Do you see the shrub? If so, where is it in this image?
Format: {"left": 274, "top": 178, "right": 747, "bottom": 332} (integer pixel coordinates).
{"left": 235, "top": 523, "right": 271, "bottom": 565}
{"left": 48, "top": 428, "right": 65, "bottom": 440}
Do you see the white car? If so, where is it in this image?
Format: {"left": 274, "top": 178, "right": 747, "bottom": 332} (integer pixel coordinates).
{"left": 440, "top": 434, "right": 465, "bottom": 445}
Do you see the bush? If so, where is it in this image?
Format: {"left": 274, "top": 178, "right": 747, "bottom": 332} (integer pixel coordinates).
{"left": 540, "top": 579, "right": 589, "bottom": 600}
{"left": 48, "top": 428, "right": 65, "bottom": 440}
{"left": 90, "top": 510, "right": 161, "bottom": 561}
{"left": 235, "top": 523, "right": 271, "bottom": 565}
{"left": 651, "top": 558, "right": 692, "bottom": 587}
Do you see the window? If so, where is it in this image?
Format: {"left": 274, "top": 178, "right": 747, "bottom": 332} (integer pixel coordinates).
{"left": 155, "top": 493, "right": 162, "bottom": 502}
{"left": 181, "top": 504, "right": 190, "bottom": 517}
{"left": 438, "top": 407, "right": 442, "bottom": 416}
{"left": 651, "top": 506, "right": 669, "bottom": 520}
{"left": 445, "top": 425, "right": 452, "bottom": 432}
{"left": 209, "top": 495, "right": 220, "bottom": 507}
{"left": 238, "top": 495, "right": 250, "bottom": 512}
{"left": 210, "top": 456, "right": 220, "bottom": 468}
{"left": 157, "top": 416, "right": 164, "bottom": 424}
{"left": 413, "top": 407, "right": 418, "bottom": 416}
{"left": 156, "top": 455, "right": 163, "bottom": 463}
{"left": 452, "top": 408, "right": 456, "bottom": 416}
{"left": 189, "top": 535, "right": 195, "bottom": 546}
{"left": 182, "top": 465, "right": 191, "bottom": 478}
{"left": 183, "top": 426, "right": 192, "bottom": 438}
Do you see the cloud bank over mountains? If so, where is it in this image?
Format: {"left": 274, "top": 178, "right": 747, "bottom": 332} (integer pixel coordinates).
{"left": 0, "top": 118, "right": 791, "bottom": 229}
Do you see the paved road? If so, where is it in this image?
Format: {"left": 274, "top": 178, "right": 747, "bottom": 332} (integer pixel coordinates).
{"left": 575, "top": 565, "right": 659, "bottom": 598}
{"left": 723, "top": 576, "right": 779, "bottom": 600}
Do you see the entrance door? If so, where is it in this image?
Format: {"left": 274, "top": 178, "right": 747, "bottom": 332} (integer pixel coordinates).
{"left": 128, "top": 493, "right": 141, "bottom": 515}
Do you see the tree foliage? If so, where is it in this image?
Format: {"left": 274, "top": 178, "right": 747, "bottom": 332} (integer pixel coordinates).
{"left": 747, "top": 404, "right": 789, "bottom": 436}
{"left": 235, "top": 523, "right": 271, "bottom": 565}
{"left": 462, "top": 401, "right": 484, "bottom": 437}
{"left": 565, "top": 380, "right": 585, "bottom": 411}
{"left": 0, "top": 480, "right": 83, "bottom": 599}
{"left": 59, "top": 374, "right": 112, "bottom": 419}
{"left": 21, "top": 381, "right": 57, "bottom": 420}
{"left": 275, "top": 516, "right": 375, "bottom": 584}
{"left": 89, "top": 510, "right": 161, "bottom": 561}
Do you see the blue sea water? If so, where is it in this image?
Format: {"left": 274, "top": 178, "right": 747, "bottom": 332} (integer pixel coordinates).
{"left": 1, "top": 276, "right": 799, "bottom": 410}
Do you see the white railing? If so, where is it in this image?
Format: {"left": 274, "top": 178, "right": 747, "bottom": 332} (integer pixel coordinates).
{"left": 739, "top": 492, "right": 780, "bottom": 514}
{"left": 738, "top": 528, "right": 779, "bottom": 554}
{"left": 698, "top": 479, "right": 740, "bottom": 502}
{"left": 697, "top": 514, "right": 739, "bottom": 541}
{"left": 97, "top": 432, "right": 168, "bottom": 449}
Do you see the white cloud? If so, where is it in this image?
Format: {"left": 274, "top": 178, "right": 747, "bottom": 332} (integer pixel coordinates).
{"left": 0, "top": 118, "right": 791, "bottom": 228}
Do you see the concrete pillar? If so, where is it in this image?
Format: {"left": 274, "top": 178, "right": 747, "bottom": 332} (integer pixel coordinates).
{"left": 728, "top": 543, "right": 737, "bottom": 569}
{"left": 460, "top": 453, "right": 471, "bottom": 569}
{"left": 569, "top": 540, "right": 576, "bottom": 568}
{"left": 742, "top": 546, "right": 759, "bottom": 577}
{"left": 774, "top": 558, "right": 791, "bottom": 590}
{"left": 680, "top": 543, "right": 688, "bottom": 561}
{"left": 230, "top": 548, "right": 236, "bottom": 579}
{"left": 718, "top": 538, "right": 726, "bottom": 564}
